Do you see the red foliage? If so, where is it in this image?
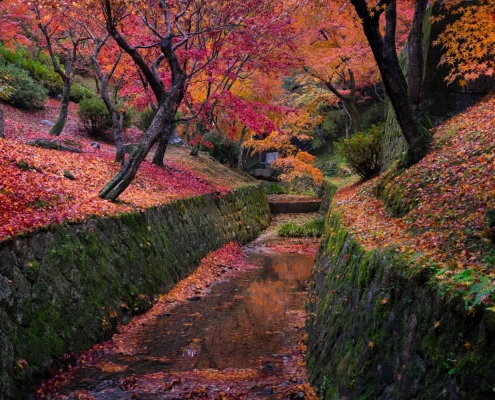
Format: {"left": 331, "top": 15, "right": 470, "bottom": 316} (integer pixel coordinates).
{"left": 0, "top": 100, "right": 234, "bottom": 242}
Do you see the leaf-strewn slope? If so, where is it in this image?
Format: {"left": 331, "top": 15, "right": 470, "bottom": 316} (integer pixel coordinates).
{"left": 0, "top": 99, "right": 253, "bottom": 242}
{"left": 334, "top": 91, "right": 495, "bottom": 310}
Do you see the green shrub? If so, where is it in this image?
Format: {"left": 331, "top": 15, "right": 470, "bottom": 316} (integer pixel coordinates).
{"left": 201, "top": 130, "right": 240, "bottom": 165}
{"left": 265, "top": 184, "right": 287, "bottom": 195}
{"left": 0, "top": 46, "right": 63, "bottom": 95}
{"left": 136, "top": 107, "right": 155, "bottom": 132}
{"left": 77, "top": 97, "right": 130, "bottom": 137}
{"left": 302, "top": 219, "right": 324, "bottom": 237}
{"left": 336, "top": 124, "right": 384, "bottom": 178}
{"left": 0, "top": 63, "right": 47, "bottom": 109}
{"left": 70, "top": 83, "right": 95, "bottom": 103}
{"left": 321, "top": 161, "right": 339, "bottom": 177}
{"left": 277, "top": 219, "right": 324, "bottom": 238}
{"left": 277, "top": 222, "right": 305, "bottom": 237}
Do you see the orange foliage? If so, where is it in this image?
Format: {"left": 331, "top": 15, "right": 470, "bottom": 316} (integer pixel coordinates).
{"left": 433, "top": 0, "right": 495, "bottom": 85}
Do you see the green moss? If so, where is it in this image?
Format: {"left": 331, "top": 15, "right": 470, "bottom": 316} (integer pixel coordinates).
{"left": 308, "top": 208, "right": 495, "bottom": 399}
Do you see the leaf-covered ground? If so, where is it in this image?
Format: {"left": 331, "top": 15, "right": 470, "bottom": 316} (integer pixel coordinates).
{"left": 0, "top": 99, "right": 253, "bottom": 242}
{"left": 333, "top": 91, "right": 495, "bottom": 311}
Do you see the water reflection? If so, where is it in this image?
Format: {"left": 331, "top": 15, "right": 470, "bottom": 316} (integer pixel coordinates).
{"left": 44, "top": 246, "right": 315, "bottom": 397}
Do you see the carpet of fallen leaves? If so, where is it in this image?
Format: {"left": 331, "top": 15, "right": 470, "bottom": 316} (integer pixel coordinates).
{"left": 35, "top": 242, "right": 318, "bottom": 399}
{"left": 334, "top": 91, "right": 495, "bottom": 310}
{"left": 0, "top": 99, "right": 252, "bottom": 242}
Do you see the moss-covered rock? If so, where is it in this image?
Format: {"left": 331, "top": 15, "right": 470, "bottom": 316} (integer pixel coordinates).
{"left": 0, "top": 184, "right": 270, "bottom": 399}
{"left": 307, "top": 213, "right": 495, "bottom": 400}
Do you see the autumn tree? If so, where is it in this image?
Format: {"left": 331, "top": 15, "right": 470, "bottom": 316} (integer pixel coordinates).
{"left": 89, "top": 0, "right": 295, "bottom": 200}
{"left": 344, "top": 0, "right": 431, "bottom": 165}
{"left": 295, "top": 2, "right": 380, "bottom": 134}
{"left": 19, "top": 1, "right": 89, "bottom": 135}
{"left": 77, "top": 17, "right": 129, "bottom": 163}
{"left": 170, "top": 1, "right": 295, "bottom": 159}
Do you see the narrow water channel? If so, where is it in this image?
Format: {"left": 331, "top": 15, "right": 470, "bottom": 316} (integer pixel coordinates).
{"left": 39, "top": 216, "right": 319, "bottom": 399}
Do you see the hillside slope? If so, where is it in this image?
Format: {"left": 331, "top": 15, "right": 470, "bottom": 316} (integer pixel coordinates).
{"left": 0, "top": 99, "right": 254, "bottom": 242}
{"left": 335, "top": 91, "right": 495, "bottom": 309}
{"left": 306, "top": 91, "right": 495, "bottom": 399}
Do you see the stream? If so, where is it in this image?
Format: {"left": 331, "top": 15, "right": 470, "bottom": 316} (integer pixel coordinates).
{"left": 37, "top": 215, "right": 320, "bottom": 399}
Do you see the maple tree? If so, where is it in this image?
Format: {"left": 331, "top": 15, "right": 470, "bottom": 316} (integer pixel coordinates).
{"left": 13, "top": 0, "right": 90, "bottom": 135}
{"left": 79, "top": 20, "right": 130, "bottom": 163}
{"left": 433, "top": 0, "right": 495, "bottom": 85}
{"left": 70, "top": 0, "right": 294, "bottom": 200}
{"left": 294, "top": 2, "right": 379, "bottom": 134}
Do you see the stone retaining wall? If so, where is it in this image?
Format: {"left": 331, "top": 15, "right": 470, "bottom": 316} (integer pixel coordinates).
{"left": 0, "top": 184, "right": 270, "bottom": 399}
{"left": 306, "top": 213, "right": 495, "bottom": 399}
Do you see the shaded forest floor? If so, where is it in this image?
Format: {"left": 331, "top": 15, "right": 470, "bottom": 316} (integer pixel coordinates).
{"left": 332, "top": 91, "right": 495, "bottom": 311}
{"left": 0, "top": 99, "right": 253, "bottom": 242}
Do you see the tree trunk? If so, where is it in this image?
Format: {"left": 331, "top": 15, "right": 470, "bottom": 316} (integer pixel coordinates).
{"left": 99, "top": 3, "right": 186, "bottom": 200}
{"left": 152, "top": 123, "right": 171, "bottom": 167}
{"left": 408, "top": 0, "right": 428, "bottom": 117}
{"left": 314, "top": 127, "right": 332, "bottom": 153}
{"left": 50, "top": 77, "right": 70, "bottom": 136}
{"left": 237, "top": 126, "right": 248, "bottom": 167}
{"left": 350, "top": 0, "right": 431, "bottom": 165}
{"left": 99, "top": 100, "right": 175, "bottom": 200}
{"left": 343, "top": 99, "right": 361, "bottom": 133}
{"left": 322, "top": 70, "right": 361, "bottom": 133}
{"left": 113, "top": 113, "right": 125, "bottom": 164}
{"left": 0, "top": 103, "right": 4, "bottom": 138}
{"left": 99, "top": 74, "right": 125, "bottom": 163}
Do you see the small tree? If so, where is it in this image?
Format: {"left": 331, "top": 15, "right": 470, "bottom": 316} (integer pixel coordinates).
{"left": 336, "top": 124, "right": 383, "bottom": 179}
{"left": 21, "top": 0, "right": 88, "bottom": 135}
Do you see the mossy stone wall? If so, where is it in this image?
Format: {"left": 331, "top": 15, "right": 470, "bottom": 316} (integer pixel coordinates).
{"left": 306, "top": 212, "right": 495, "bottom": 399}
{"left": 0, "top": 184, "right": 270, "bottom": 399}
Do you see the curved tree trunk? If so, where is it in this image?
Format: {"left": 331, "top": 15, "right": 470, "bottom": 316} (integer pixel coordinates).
{"left": 50, "top": 77, "right": 71, "bottom": 136}
{"left": 99, "top": 100, "right": 176, "bottom": 200}
{"left": 314, "top": 127, "right": 332, "bottom": 153}
{"left": 100, "top": 76, "right": 125, "bottom": 163}
{"left": 0, "top": 103, "right": 4, "bottom": 138}
{"left": 99, "top": 1, "right": 187, "bottom": 201}
{"left": 342, "top": 99, "right": 361, "bottom": 133}
{"left": 321, "top": 69, "right": 361, "bottom": 133}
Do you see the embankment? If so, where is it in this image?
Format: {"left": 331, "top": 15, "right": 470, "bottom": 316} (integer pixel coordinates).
{"left": 0, "top": 184, "right": 270, "bottom": 399}
{"left": 306, "top": 212, "right": 495, "bottom": 399}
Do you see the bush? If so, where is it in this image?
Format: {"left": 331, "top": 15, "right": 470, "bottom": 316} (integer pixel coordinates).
{"left": 0, "top": 63, "right": 47, "bottom": 109}
{"left": 70, "top": 83, "right": 95, "bottom": 103}
{"left": 336, "top": 124, "right": 384, "bottom": 178}
{"left": 201, "top": 130, "right": 240, "bottom": 165}
{"left": 302, "top": 219, "right": 325, "bottom": 237}
{"left": 265, "top": 184, "right": 287, "bottom": 195}
{"left": 78, "top": 97, "right": 130, "bottom": 137}
{"left": 0, "top": 46, "right": 63, "bottom": 95}
{"left": 136, "top": 107, "right": 155, "bottom": 132}
{"left": 277, "top": 219, "right": 324, "bottom": 238}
